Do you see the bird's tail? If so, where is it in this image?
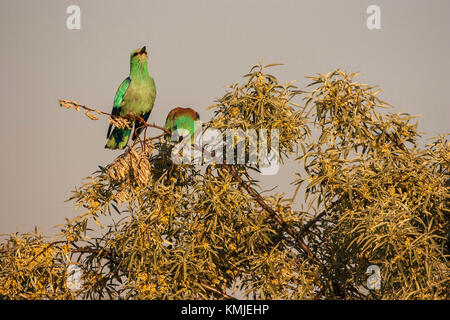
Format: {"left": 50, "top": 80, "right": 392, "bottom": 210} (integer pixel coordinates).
{"left": 105, "top": 127, "right": 131, "bottom": 150}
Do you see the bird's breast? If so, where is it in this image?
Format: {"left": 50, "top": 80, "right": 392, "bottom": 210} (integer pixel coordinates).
{"left": 121, "top": 80, "right": 156, "bottom": 116}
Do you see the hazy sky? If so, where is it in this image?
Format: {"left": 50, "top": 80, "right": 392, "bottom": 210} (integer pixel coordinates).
{"left": 0, "top": 0, "right": 449, "bottom": 235}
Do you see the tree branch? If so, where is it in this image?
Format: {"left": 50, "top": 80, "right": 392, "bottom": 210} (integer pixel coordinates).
{"left": 220, "top": 164, "right": 319, "bottom": 263}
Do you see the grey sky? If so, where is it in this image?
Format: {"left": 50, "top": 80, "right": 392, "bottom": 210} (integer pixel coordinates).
{"left": 0, "top": 0, "right": 449, "bottom": 235}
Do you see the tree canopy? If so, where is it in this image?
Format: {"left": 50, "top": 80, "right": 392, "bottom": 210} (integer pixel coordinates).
{"left": 0, "top": 63, "right": 448, "bottom": 300}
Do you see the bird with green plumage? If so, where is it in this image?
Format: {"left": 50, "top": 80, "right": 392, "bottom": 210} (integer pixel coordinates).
{"left": 105, "top": 46, "right": 156, "bottom": 149}
{"left": 164, "top": 107, "right": 200, "bottom": 144}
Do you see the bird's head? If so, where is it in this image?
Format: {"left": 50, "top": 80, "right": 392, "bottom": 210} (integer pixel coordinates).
{"left": 130, "top": 46, "right": 148, "bottom": 68}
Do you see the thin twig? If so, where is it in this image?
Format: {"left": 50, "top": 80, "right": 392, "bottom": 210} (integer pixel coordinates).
{"left": 58, "top": 99, "right": 171, "bottom": 137}
{"left": 26, "top": 240, "right": 67, "bottom": 265}
{"left": 199, "top": 282, "right": 238, "bottom": 300}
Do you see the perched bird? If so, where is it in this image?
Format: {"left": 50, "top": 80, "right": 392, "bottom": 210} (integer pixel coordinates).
{"left": 105, "top": 46, "right": 156, "bottom": 149}
{"left": 164, "top": 107, "right": 200, "bottom": 144}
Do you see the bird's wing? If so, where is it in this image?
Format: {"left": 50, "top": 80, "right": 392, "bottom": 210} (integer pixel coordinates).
{"left": 132, "top": 110, "right": 151, "bottom": 141}
{"left": 107, "top": 77, "right": 131, "bottom": 138}
{"left": 164, "top": 109, "right": 178, "bottom": 141}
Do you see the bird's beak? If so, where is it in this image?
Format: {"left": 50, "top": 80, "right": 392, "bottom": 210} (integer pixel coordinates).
{"left": 139, "top": 46, "right": 147, "bottom": 55}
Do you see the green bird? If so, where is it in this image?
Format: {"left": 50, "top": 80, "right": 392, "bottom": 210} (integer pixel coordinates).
{"left": 105, "top": 46, "right": 156, "bottom": 149}
{"left": 164, "top": 107, "right": 200, "bottom": 144}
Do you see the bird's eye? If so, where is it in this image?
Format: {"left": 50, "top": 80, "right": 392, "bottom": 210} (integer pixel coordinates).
{"left": 132, "top": 52, "right": 139, "bottom": 57}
